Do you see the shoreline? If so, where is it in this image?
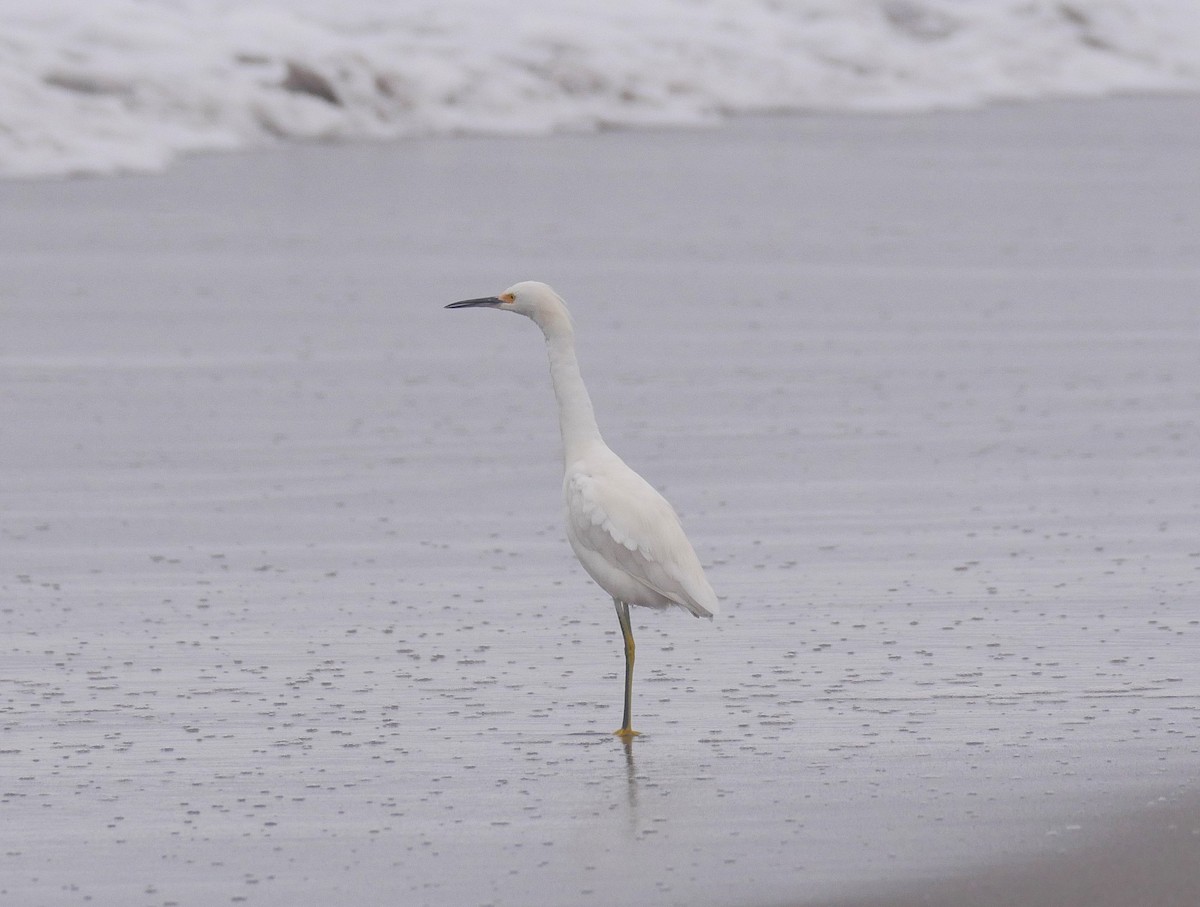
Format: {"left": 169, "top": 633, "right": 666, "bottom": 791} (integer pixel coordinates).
{"left": 3, "top": 90, "right": 1198, "bottom": 186}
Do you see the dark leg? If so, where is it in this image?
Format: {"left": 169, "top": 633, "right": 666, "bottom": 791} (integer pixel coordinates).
{"left": 613, "top": 598, "right": 639, "bottom": 737}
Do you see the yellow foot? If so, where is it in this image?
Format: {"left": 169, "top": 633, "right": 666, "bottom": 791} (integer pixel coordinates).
{"left": 613, "top": 728, "right": 641, "bottom": 738}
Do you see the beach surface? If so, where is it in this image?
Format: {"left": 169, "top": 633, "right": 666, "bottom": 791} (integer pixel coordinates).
{"left": 2, "top": 96, "right": 1198, "bottom": 906}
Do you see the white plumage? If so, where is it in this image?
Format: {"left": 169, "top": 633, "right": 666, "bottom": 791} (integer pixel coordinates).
{"left": 446, "top": 280, "right": 716, "bottom": 736}
{"left": 565, "top": 456, "right": 715, "bottom": 617}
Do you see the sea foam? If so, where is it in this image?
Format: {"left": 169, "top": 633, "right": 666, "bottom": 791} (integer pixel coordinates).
{"left": 2, "top": 0, "right": 1199, "bottom": 178}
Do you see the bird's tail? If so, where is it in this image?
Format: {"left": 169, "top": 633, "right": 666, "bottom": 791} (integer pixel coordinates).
{"left": 674, "top": 582, "right": 717, "bottom": 620}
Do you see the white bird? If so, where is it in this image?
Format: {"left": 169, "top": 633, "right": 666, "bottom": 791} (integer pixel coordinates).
{"left": 446, "top": 281, "right": 717, "bottom": 737}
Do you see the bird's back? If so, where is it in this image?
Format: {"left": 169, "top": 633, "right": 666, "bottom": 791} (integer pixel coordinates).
{"left": 563, "top": 444, "right": 717, "bottom": 618}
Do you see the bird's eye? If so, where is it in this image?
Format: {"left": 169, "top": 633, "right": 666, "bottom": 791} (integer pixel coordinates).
{"left": 500, "top": 293, "right": 515, "bottom": 303}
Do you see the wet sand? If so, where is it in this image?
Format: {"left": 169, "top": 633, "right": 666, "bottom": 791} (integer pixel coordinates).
{"left": 828, "top": 793, "right": 1200, "bottom": 907}
{"left": 2, "top": 97, "right": 1198, "bottom": 906}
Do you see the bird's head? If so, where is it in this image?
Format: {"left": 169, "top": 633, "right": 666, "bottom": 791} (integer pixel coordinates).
{"left": 446, "top": 280, "right": 573, "bottom": 336}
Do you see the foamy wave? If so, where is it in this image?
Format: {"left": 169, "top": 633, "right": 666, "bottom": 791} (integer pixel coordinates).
{"left": 2, "top": 0, "right": 1198, "bottom": 178}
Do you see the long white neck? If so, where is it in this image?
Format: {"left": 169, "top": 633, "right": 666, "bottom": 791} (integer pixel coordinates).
{"left": 537, "top": 311, "right": 604, "bottom": 466}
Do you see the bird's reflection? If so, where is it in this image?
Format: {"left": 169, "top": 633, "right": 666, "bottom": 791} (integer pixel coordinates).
{"left": 619, "top": 733, "right": 639, "bottom": 817}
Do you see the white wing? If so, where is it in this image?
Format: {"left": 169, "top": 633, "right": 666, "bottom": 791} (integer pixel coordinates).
{"left": 564, "top": 453, "right": 717, "bottom": 618}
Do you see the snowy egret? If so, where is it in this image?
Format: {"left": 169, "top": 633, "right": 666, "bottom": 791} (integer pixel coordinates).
{"left": 446, "top": 281, "right": 717, "bottom": 737}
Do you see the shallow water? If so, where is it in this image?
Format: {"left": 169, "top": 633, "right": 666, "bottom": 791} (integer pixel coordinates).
{"left": 2, "top": 98, "right": 1199, "bottom": 905}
